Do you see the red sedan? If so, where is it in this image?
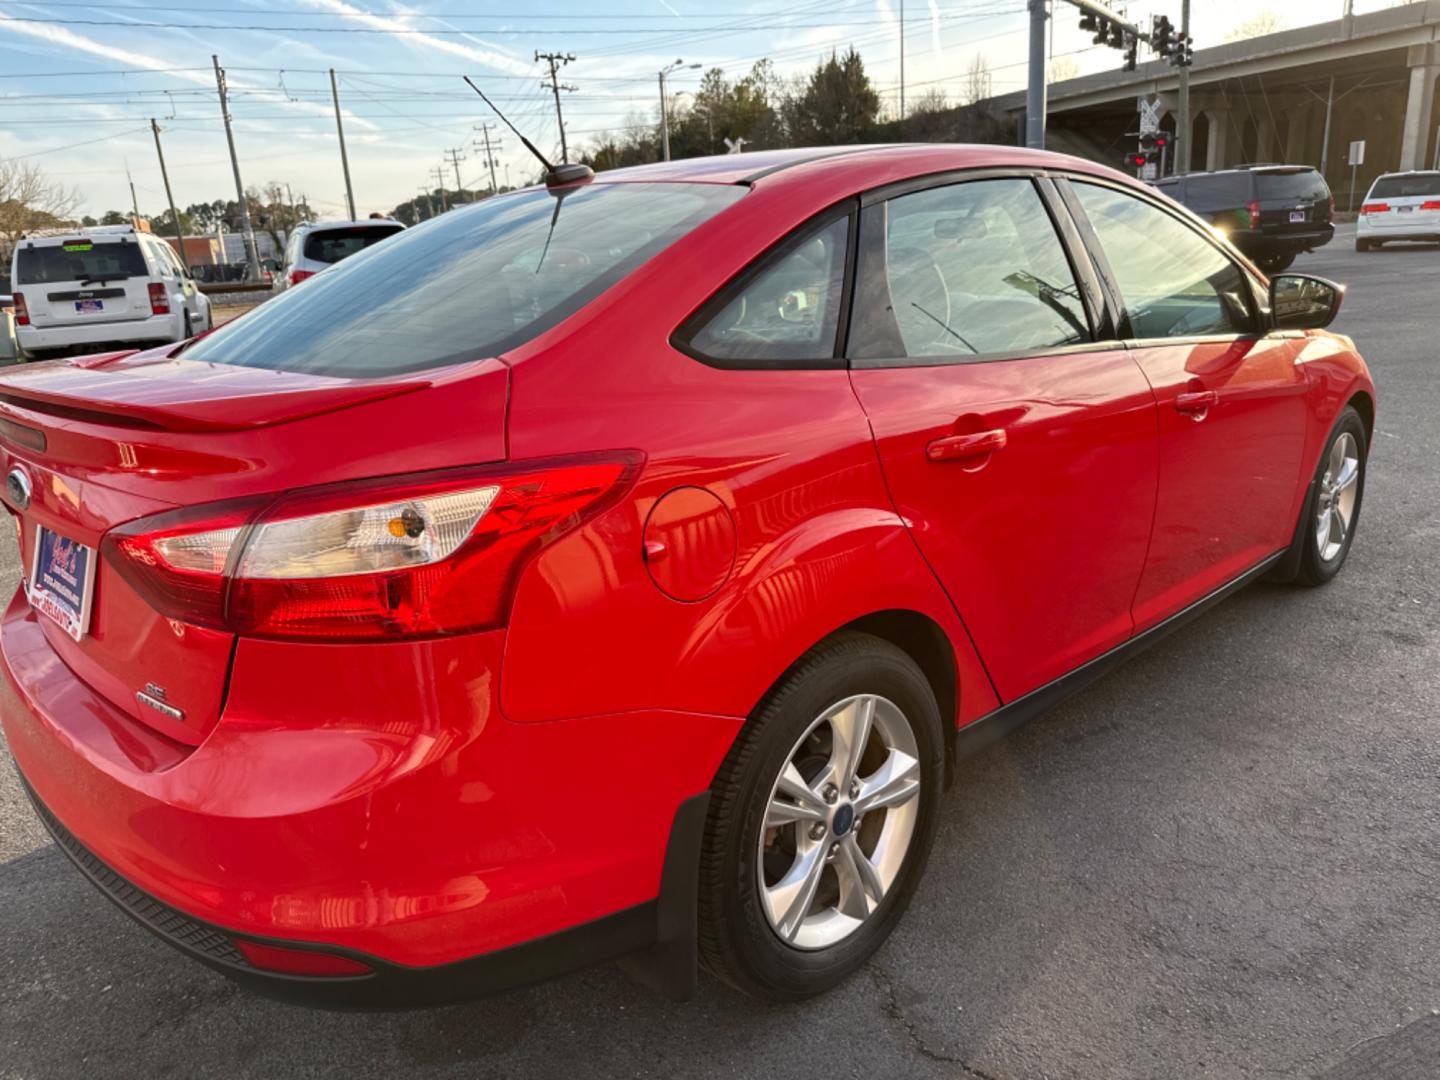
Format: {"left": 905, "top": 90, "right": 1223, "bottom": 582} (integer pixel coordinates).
{"left": 0, "top": 145, "right": 1373, "bottom": 1006}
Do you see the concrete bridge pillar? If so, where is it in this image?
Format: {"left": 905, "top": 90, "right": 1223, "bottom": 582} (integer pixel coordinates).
{"left": 1205, "top": 109, "right": 1231, "bottom": 170}
{"left": 1285, "top": 102, "right": 1311, "bottom": 164}
{"left": 1400, "top": 43, "right": 1440, "bottom": 170}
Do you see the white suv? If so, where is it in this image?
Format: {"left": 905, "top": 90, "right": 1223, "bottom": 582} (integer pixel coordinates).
{"left": 1357, "top": 170, "right": 1440, "bottom": 251}
{"left": 10, "top": 224, "right": 212, "bottom": 360}
{"left": 272, "top": 219, "right": 405, "bottom": 293}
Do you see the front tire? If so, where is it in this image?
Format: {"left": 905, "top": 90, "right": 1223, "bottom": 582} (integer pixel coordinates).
{"left": 697, "top": 632, "right": 944, "bottom": 1001}
{"left": 1295, "top": 406, "right": 1367, "bottom": 587}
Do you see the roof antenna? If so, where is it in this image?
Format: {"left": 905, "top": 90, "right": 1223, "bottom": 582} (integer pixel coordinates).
{"left": 463, "top": 76, "right": 593, "bottom": 189}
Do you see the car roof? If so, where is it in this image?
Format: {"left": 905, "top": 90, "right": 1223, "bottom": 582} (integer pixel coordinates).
{"left": 300, "top": 219, "right": 404, "bottom": 233}
{"left": 588, "top": 143, "right": 1129, "bottom": 190}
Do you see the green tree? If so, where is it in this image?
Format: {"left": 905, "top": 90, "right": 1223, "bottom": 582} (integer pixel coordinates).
{"left": 99, "top": 209, "right": 128, "bottom": 225}
{"left": 789, "top": 48, "right": 880, "bottom": 146}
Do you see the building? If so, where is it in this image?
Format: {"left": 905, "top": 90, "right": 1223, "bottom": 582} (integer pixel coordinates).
{"left": 1000, "top": 0, "right": 1440, "bottom": 205}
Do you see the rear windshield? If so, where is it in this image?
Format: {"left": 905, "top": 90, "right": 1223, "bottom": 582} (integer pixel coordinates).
{"left": 15, "top": 240, "right": 148, "bottom": 286}
{"left": 1369, "top": 173, "right": 1440, "bottom": 199}
{"left": 303, "top": 225, "right": 404, "bottom": 265}
{"left": 1255, "top": 169, "right": 1329, "bottom": 202}
{"left": 1180, "top": 173, "right": 1252, "bottom": 210}
{"left": 187, "top": 183, "right": 745, "bottom": 377}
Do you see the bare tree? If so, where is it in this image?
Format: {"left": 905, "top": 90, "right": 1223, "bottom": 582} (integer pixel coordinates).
{"left": 1226, "top": 12, "right": 1284, "bottom": 41}
{"left": 1048, "top": 57, "right": 1080, "bottom": 84}
{"left": 0, "top": 158, "right": 82, "bottom": 249}
{"left": 910, "top": 86, "right": 949, "bottom": 115}
{"left": 961, "top": 54, "right": 993, "bottom": 107}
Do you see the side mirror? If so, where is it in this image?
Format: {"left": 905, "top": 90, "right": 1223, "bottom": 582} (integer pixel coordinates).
{"left": 1271, "top": 273, "right": 1344, "bottom": 331}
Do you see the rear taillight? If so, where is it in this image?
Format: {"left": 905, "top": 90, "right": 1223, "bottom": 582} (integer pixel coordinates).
{"left": 102, "top": 454, "right": 640, "bottom": 641}
{"left": 13, "top": 292, "right": 28, "bottom": 326}
{"left": 148, "top": 281, "right": 169, "bottom": 315}
{"left": 1422, "top": 200, "right": 1440, "bottom": 211}
{"left": 1360, "top": 202, "right": 1390, "bottom": 215}
{"left": 1246, "top": 200, "right": 1261, "bottom": 229}
{"left": 289, "top": 269, "right": 315, "bottom": 286}
{"left": 1327, "top": 195, "right": 1335, "bottom": 222}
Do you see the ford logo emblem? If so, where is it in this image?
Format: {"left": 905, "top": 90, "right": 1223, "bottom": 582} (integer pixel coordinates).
{"left": 6, "top": 467, "right": 32, "bottom": 511}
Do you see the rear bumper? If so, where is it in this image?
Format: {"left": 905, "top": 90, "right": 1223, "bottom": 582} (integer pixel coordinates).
{"left": 1357, "top": 218, "right": 1440, "bottom": 241}
{"left": 1231, "top": 226, "right": 1334, "bottom": 256}
{"left": 0, "top": 591, "right": 741, "bottom": 1005}
{"left": 16, "top": 313, "right": 180, "bottom": 353}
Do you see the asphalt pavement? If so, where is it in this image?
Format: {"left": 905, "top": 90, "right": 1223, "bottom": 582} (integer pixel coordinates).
{"left": 2, "top": 224, "right": 1439, "bottom": 1079}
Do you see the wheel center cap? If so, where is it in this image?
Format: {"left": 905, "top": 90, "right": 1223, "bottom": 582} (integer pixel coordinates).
{"left": 832, "top": 803, "right": 855, "bottom": 837}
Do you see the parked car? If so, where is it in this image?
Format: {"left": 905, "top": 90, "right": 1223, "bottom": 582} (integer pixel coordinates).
{"left": 9, "top": 224, "right": 212, "bottom": 361}
{"left": 0, "top": 145, "right": 1373, "bottom": 1007}
{"left": 1356, "top": 170, "right": 1440, "bottom": 250}
{"left": 1155, "top": 164, "right": 1334, "bottom": 273}
{"left": 271, "top": 218, "right": 405, "bottom": 293}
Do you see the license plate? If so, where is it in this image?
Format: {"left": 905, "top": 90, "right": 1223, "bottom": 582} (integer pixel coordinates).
{"left": 1399, "top": 205, "right": 1415, "bottom": 214}
{"left": 74, "top": 299, "right": 104, "bottom": 314}
{"left": 29, "top": 525, "right": 96, "bottom": 641}
{"left": 1289, "top": 210, "right": 1306, "bottom": 223}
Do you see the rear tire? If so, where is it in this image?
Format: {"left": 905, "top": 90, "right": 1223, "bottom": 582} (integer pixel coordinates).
{"left": 697, "top": 632, "right": 944, "bottom": 1001}
{"left": 1294, "top": 407, "right": 1367, "bottom": 587}
{"left": 1258, "top": 253, "right": 1295, "bottom": 274}
{"left": 1355, "top": 238, "right": 1372, "bottom": 253}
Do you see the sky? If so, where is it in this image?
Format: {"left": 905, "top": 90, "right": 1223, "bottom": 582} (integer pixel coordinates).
{"left": 0, "top": 0, "right": 1403, "bottom": 221}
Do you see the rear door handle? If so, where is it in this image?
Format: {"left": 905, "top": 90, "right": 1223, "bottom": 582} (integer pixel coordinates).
{"left": 926, "top": 428, "right": 1007, "bottom": 463}
{"left": 1175, "top": 390, "right": 1219, "bottom": 414}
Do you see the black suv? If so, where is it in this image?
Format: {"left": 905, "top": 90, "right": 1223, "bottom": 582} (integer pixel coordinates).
{"left": 1155, "top": 165, "right": 1334, "bottom": 274}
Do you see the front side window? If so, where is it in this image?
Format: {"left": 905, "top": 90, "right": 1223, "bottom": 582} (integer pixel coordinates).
{"left": 1072, "top": 181, "right": 1255, "bottom": 340}
{"left": 685, "top": 215, "right": 849, "bottom": 365}
{"left": 184, "top": 183, "right": 746, "bottom": 378}
{"left": 853, "top": 178, "right": 1090, "bottom": 361}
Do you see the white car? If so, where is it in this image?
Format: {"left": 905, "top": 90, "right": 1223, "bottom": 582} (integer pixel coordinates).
{"left": 271, "top": 219, "right": 405, "bottom": 293}
{"left": 10, "top": 224, "right": 212, "bottom": 361}
{"left": 1356, "top": 170, "right": 1440, "bottom": 251}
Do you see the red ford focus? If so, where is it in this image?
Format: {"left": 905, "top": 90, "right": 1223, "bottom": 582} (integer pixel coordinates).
{"left": 1, "top": 145, "right": 1373, "bottom": 1006}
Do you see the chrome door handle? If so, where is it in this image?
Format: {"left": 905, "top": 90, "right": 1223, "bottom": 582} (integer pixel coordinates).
{"left": 926, "top": 428, "right": 1007, "bottom": 463}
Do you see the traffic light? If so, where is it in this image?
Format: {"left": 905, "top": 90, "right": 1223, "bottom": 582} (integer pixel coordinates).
{"left": 1150, "top": 15, "right": 1176, "bottom": 58}
{"left": 1171, "top": 33, "right": 1195, "bottom": 68}
{"left": 1123, "top": 34, "right": 1138, "bottom": 72}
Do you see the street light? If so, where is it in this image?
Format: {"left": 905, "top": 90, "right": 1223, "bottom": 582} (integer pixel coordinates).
{"left": 659, "top": 59, "right": 702, "bottom": 162}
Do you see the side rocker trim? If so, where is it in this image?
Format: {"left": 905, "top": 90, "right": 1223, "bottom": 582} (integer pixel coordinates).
{"left": 953, "top": 549, "right": 1285, "bottom": 760}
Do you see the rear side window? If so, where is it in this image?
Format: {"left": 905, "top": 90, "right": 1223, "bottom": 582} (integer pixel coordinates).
{"left": 851, "top": 178, "right": 1090, "bottom": 360}
{"left": 1072, "top": 181, "right": 1254, "bottom": 340}
{"left": 1255, "top": 169, "right": 1329, "bottom": 202}
{"left": 685, "top": 216, "right": 849, "bottom": 365}
{"left": 185, "top": 183, "right": 746, "bottom": 377}
{"left": 1370, "top": 173, "right": 1440, "bottom": 199}
{"left": 303, "top": 225, "right": 404, "bottom": 265}
{"left": 1180, "top": 173, "right": 1252, "bottom": 211}
{"left": 15, "top": 240, "right": 148, "bottom": 286}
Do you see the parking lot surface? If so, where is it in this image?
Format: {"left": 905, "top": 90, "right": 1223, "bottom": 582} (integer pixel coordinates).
{"left": 1, "top": 225, "right": 1437, "bottom": 1079}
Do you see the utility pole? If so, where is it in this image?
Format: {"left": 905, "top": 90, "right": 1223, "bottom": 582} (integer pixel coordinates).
{"left": 329, "top": 69, "right": 357, "bottom": 220}
{"left": 1176, "top": 0, "right": 1191, "bottom": 173}
{"left": 416, "top": 185, "right": 434, "bottom": 220}
{"left": 430, "top": 166, "right": 449, "bottom": 212}
{"left": 658, "top": 59, "right": 701, "bottom": 162}
{"left": 474, "top": 124, "right": 500, "bottom": 194}
{"left": 445, "top": 147, "right": 467, "bottom": 201}
{"left": 1025, "top": 0, "right": 1048, "bottom": 149}
{"left": 535, "top": 52, "right": 577, "bottom": 162}
{"left": 899, "top": 0, "right": 906, "bottom": 118}
{"left": 150, "top": 119, "right": 185, "bottom": 262}
{"left": 125, "top": 162, "right": 141, "bottom": 226}
{"left": 212, "top": 54, "right": 261, "bottom": 281}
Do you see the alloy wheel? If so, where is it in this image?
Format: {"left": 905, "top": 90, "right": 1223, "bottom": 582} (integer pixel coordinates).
{"left": 757, "top": 694, "right": 921, "bottom": 951}
{"left": 1315, "top": 431, "right": 1360, "bottom": 562}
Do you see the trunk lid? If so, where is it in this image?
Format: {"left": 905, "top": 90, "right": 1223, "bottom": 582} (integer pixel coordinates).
{"left": 0, "top": 353, "right": 509, "bottom": 745}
